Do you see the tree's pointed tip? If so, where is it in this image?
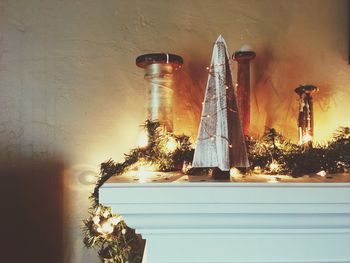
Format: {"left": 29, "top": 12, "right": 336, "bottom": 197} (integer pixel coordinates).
{"left": 216, "top": 35, "right": 225, "bottom": 42}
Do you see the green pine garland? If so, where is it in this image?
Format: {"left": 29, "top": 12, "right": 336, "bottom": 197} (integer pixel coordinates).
{"left": 83, "top": 121, "right": 349, "bottom": 262}
{"left": 83, "top": 121, "right": 194, "bottom": 263}
{"left": 247, "top": 126, "right": 349, "bottom": 175}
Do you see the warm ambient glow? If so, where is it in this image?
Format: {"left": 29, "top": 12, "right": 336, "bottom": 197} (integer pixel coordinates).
{"left": 268, "top": 176, "right": 278, "bottom": 183}
{"left": 138, "top": 164, "right": 157, "bottom": 183}
{"left": 137, "top": 130, "right": 149, "bottom": 148}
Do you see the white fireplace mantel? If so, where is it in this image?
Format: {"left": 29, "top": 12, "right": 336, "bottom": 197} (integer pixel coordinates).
{"left": 100, "top": 178, "right": 350, "bottom": 263}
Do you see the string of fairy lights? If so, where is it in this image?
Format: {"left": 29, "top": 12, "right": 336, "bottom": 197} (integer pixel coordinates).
{"left": 82, "top": 46, "right": 349, "bottom": 263}
{"left": 83, "top": 121, "right": 349, "bottom": 263}
{"left": 197, "top": 57, "right": 240, "bottom": 147}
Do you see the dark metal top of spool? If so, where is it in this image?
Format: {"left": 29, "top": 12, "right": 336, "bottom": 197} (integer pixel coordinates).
{"left": 136, "top": 53, "right": 183, "bottom": 69}
{"left": 233, "top": 51, "right": 256, "bottom": 61}
{"left": 295, "top": 85, "right": 319, "bottom": 95}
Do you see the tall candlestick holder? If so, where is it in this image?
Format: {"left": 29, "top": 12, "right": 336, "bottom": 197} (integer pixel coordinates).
{"left": 136, "top": 53, "right": 183, "bottom": 132}
{"left": 233, "top": 51, "right": 256, "bottom": 137}
{"left": 294, "top": 84, "right": 319, "bottom": 148}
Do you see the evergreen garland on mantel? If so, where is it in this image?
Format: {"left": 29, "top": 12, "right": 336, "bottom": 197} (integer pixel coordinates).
{"left": 83, "top": 121, "right": 349, "bottom": 263}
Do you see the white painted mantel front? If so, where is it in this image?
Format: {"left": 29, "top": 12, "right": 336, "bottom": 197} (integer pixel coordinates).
{"left": 100, "top": 181, "right": 350, "bottom": 263}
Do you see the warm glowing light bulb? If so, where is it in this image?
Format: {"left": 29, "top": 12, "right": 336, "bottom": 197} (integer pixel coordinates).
{"left": 100, "top": 221, "right": 114, "bottom": 234}
{"left": 84, "top": 174, "right": 97, "bottom": 184}
{"left": 230, "top": 167, "right": 240, "bottom": 177}
{"left": 103, "top": 210, "right": 110, "bottom": 218}
{"left": 317, "top": 170, "right": 327, "bottom": 177}
{"left": 254, "top": 166, "right": 262, "bottom": 174}
{"left": 92, "top": 215, "right": 100, "bottom": 224}
{"left": 302, "top": 132, "right": 312, "bottom": 144}
{"left": 137, "top": 130, "right": 149, "bottom": 148}
{"left": 165, "top": 137, "right": 177, "bottom": 153}
{"left": 108, "top": 216, "right": 123, "bottom": 225}
{"left": 269, "top": 161, "right": 280, "bottom": 172}
{"left": 96, "top": 226, "right": 103, "bottom": 233}
{"left": 182, "top": 161, "right": 192, "bottom": 173}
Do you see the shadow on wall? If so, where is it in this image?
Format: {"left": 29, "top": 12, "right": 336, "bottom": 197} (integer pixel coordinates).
{"left": 173, "top": 57, "right": 208, "bottom": 137}
{"left": 251, "top": 47, "right": 308, "bottom": 139}
{"left": 0, "top": 156, "right": 64, "bottom": 263}
{"left": 315, "top": 83, "right": 343, "bottom": 114}
{"left": 252, "top": 47, "right": 288, "bottom": 132}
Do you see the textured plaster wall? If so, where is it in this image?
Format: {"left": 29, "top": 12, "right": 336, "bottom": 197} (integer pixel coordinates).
{"left": 0, "top": 0, "right": 349, "bottom": 262}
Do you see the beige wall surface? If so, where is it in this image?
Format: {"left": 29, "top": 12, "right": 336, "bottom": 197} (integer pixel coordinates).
{"left": 0, "top": 0, "right": 349, "bottom": 262}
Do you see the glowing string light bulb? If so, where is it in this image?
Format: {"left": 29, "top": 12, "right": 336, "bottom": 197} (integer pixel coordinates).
{"left": 100, "top": 221, "right": 114, "bottom": 235}
{"left": 103, "top": 210, "right": 110, "bottom": 218}
{"left": 269, "top": 160, "right": 281, "bottom": 172}
{"left": 229, "top": 167, "right": 240, "bottom": 177}
{"left": 302, "top": 132, "right": 312, "bottom": 144}
{"left": 92, "top": 215, "right": 100, "bottom": 224}
{"left": 165, "top": 137, "right": 178, "bottom": 153}
{"left": 317, "top": 170, "right": 327, "bottom": 177}
{"left": 108, "top": 215, "right": 123, "bottom": 225}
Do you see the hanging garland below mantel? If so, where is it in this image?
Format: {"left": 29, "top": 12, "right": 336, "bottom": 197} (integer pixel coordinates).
{"left": 83, "top": 121, "right": 349, "bottom": 263}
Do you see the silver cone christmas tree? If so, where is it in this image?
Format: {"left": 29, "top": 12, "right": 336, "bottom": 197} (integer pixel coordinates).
{"left": 193, "top": 35, "right": 249, "bottom": 171}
